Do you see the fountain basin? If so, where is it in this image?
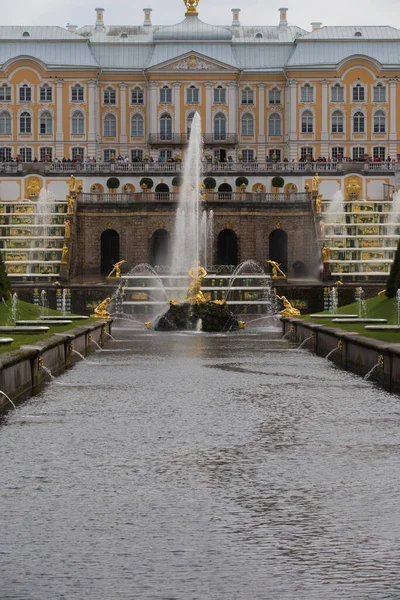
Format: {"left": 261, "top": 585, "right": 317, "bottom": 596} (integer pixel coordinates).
{"left": 0, "top": 326, "right": 49, "bottom": 334}
{"left": 16, "top": 320, "right": 73, "bottom": 326}
{"left": 310, "top": 314, "right": 358, "bottom": 319}
{"left": 332, "top": 318, "right": 388, "bottom": 324}
{"left": 0, "top": 337, "right": 14, "bottom": 345}
{"left": 365, "top": 325, "right": 400, "bottom": 331}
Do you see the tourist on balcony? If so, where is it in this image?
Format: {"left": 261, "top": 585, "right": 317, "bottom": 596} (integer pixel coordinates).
{"left": 148, "top": 156, "right": 154, "bottom": 163}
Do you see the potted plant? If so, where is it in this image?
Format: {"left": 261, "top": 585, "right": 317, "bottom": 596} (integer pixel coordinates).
{"left": 271, "top": 176, "right": 284, "bottom": 192}
{"left": 172, "top": 176, "right": 183, "bottom": 189}
{"left": 139, "top": 177, "right": 154, "bottom": 190}
{"left": 106, "top": 177, "right": 120, "bottom": 194}
{"left": 235, "top": 176, "right": 249, "bottom": 190}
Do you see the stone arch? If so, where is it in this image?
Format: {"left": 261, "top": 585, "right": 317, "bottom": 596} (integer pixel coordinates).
{"left": 150, "top": 228, "right": 170, "bottom": 267}
{"left": 284, "top": 183, "right": 297, "bottom": 193}
{"left": 155, "top": 183, "right": 170, "bottom": 200}
{"left": 218, "top": 182, "right": 232, "bottom": 200}
{"left": 100, "top": 229, "right": 120, "bottom": 274}
{"left": 216, "top": 229, "right": 238, "bottom": 266}
{"left": 122, "top": 183, "right": 135, "bottom": 193}
{"left": 91, "top": 183, "right": 104, "bottom": 193}
{"left": 269, "top": 229, "right": 288, "bottom": 273}
{"left": 252, "top": 183, "right": 266, "bottom": 192}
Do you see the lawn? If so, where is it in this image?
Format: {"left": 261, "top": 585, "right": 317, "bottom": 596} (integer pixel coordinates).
{"left": 0, "top": 297, "right": 99, "bottom": 354}
{"left": 301, "top": 295, "right": 400, "bottom": 344}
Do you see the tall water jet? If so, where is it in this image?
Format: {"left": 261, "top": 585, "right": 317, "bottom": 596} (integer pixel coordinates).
{"left": 388, "top": 189, "right": 400, "bottom": 233}
{"left": 35, "top": 188, "right": 57, "bottom": 250}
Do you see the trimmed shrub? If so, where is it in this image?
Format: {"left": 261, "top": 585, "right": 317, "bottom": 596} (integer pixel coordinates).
{"left": 386, "top": 239, "right": 400, "bottom": 297}
{"left": 271, "top": 176, "right": 285, "bottom": 189}
{"left": 172, "top": 176, "right": 183, "bottom": 187}
{"left": 139, "top": 177, "right": 154, "bottom": 189}
{"left": 106, "top": 177, "right": 120, "bottom": 190}
{"left": 203, "top": 177, "right": 217, "bottom": 190}
{"left": 235, "top": 176, "right": 249, "bottom": 188}
{"left": 0, "top": 252, "right": 11, "bottom": 301}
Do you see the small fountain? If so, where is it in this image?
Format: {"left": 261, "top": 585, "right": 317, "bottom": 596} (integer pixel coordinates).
{"left": 356, "top": 287, "right": 367, "bottom": 319}
{"left": 298, "top": 335, "right": 313, "bottom": 349}
{"left": 39, "top": 289, "right": 48, "bottom": 319}
{"left": 9, "top": 292, "right": 18, "bottom": 325}
{"left": 330, "top": 287, "right": 338, "bottom": 315}
{"left": 0, "top": 389, "right": 17, "bottom": 411}
{"left": 39, "top": 358, "right": 55, "bottom": 381}
{"left": 61, "top": 289, "right": 68, "bottom": 316}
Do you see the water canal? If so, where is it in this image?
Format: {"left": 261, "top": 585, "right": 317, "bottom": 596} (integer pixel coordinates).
{"left": 1, "top": 329, "right": 400, "bottom": 599}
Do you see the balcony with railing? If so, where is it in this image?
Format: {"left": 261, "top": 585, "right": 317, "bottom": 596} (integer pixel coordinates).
{"left": 77, "top": 191, "right": 310, "bottom": 204}
{"left": 147, "top": 133, "right": 188, "bottom": 145}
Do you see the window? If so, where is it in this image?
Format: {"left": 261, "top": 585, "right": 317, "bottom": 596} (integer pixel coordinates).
{"left": 241, "top": 113, "right": 254, "bottom": 136}
{"left": 0, "top": 111, "right": 11, "bottom": 135}
{"left": 71, "top": 110, "right": 84, "bottom": 135}
{"left": 241, "top": 87, "right": 254, "bottom": 105}
{"left": 186, "top": 85, "right": 199, "bottom": 104}
{"left": 22, "top": 31, "right": 30, "bottom": 38}
{"left": 0, "top": 147, "right": 12, "bottom": 161}
{"left": 352, "top": 147, "right": 365, "bottom": 160}
{"left": 19, "top": 111, "right": 31, "bottom": 134}
{"left": 103, "top": 87, "right": 116, "bottom": 105}
{"left": 0, "top": 84, "right": 11, "bottom": 102}
{"left": 131, "top": 149, "right": 143, "bottom": 162}
{"left": 269, "top": 149, "right": 281, "bottom": 161}
{"left": 331, "top": 110, "right": 344, "bottom": 133}
{"left": 72, "top": 147, "right": 85, "bottom": 160}
{"left": 131, "top": 114, "right": 144, "bottom": 137}
{"left": 255, "top": 33, "right": 263, "bottom": 39}
{"left": 300, "top": 147, "right": 314, "bottom": 161}
{"left": 187, "top": 112, "right": 195, "bottom": 136}
{"left": 159, "top": 149, "right": 172, "bottom": 160}
{"left": 268, "top": 112, "right": 281, "bottom": 136}
{"left": 373, "top": 84, "right": 386, "bottom": 102}
{"left": 373, "top": 146, "right": 386, "bottom": 160}
{"left": 352, "top": 83, "right": 365, "bottom": 102}
{"left": 104, "top": 113, "right": 116, "bottom": 137}
{"left": 103, "top": 149, "right": 116, "bottom": 162}
{"left": 131, "top": 87, "right": 144, "bottom": 105}
{"left": 373, "top": 110, "right": 386, "bottom": 133}
{"left": 301, "top": 110, "right": 313, "bottom": 133}
{"left": 160, "top": 113, "right": 172, "bottom": 140}
{"left": 40, "top": 147, "right": 53, "bottom": 162}
{"left": 331, "top": 84, "right": 344, "bottom": 102}
{"left": 71, "top": 84, "right": 84, "bottom": 102}
{"left": 353, "top": 111, "right": 365, "bottom": 133}
{"left": 300, "top": 84, "right": 313, "bottom": 102}
{"left": 213, "top": 112, "right": 226, "bottom": 140}
{"left": 242, "top": 149, "right": 254, "bottom": 162}
{"left": 39, "top": 84, "right": 52, "bottom": 102}
{"left": 19, "top": 147, "right": 32, "bottom": 162}
{"left": 160, "top": 86, "right": 172, "bottom": 104}
{"left": 331, "top": 147, "right": 344, "bottom": 160}
{"left": 39, "top": 111, "right": 53, "bottom": 135}
{"left": 19, "top": 84, "right": 31, "bottom": 102}
{"left": 269, "top": 87, "right": 281, "bottom": 105}
{"left": 214, "top": 86, "right": 226, "bottom": 104}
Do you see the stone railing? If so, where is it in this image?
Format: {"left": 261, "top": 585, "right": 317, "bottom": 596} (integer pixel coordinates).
{"left": 78, "top": 191, "right": 310, "bottom": 204}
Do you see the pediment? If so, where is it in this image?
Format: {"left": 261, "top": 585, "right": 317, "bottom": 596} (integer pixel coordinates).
{"left": 149, "top": 52, "right": 237, "bottom": 73}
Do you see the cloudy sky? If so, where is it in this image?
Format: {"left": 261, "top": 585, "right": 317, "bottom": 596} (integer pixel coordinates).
{"left": 4, "top": 0, "right": 399, "bottom": 31}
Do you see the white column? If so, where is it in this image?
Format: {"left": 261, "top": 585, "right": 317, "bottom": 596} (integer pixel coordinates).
{"left": 321, "top": 80, "right": 329, "bottom": 157}
{"left": 205, "top": 82, "right": 213, "bottom": 133}
{"left": 119, "top": 83, "right": 127, "bottom": 152}
{"left": 87, "top": 79, "right": 97, "bottom": 158}
{"left": 55, "top": 78, "right": 64, "bottom": 159}
{"left": 228, "top": 82, "right": 237, "bottom": 134}
{"left": 149, "top": 82, "right": 158, "bottom": 136}
{"left": 173, "top": 82, "right": 181, "bottom": 134}
{"left": 390, "top": 79, "right": 397, "bottom": 160}
{"left": 287, "top": 79, "right": 297, "bottom": 161}
{"left": 257, "top": 83, "right": 265, "bottom": 141}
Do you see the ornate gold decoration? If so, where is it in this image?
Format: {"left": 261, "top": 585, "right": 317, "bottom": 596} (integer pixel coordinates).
{"left": 213, "top": 299, "right": 226, "bottom": 306}
{"left": 267, "top": 260, "right": 286, "bottom": 279}
{"left": 68, "top": 175, "right": 76, "bottom": 193}
{"left": 378, "top": 289, "right": 386, "bottom": 296}
{"left": 64, "top": 220, "right": 71, "bottom": 238}
{"left": 275, "top": 220, "right": 281, "bottom": 229}
{"left": 144, "top": 322, "right": 152, "bottom": 329}
{"left": 238, "top": 321, "right": 246, "bottom": 329}
{"left": 26, "top": 177, "right": 41, "bottom": 197}
{"left": 276, "top": 295, "right": 301, "bottom": 318}
{"left": 346, "top": 176, "right": 361, "bottom": 197}
{"left": 321, "top": 245, "right": 331, "bottom": 262}
{"left": 61, "top": 243, "right": 69, "bottom": 264}
{"left": 88, "top": 333, "right": 92, "bottom": 344}
{"left": 38, "top": 356, "right": 44, "bottom": 369}
{"left": 186, "top": 262, "right": 207, "bottom": 304}
{"left": 315, "top": 194, "right": 322, "bottom": 213}
{"left": 67, "top": 196, "right": 75, "bottom": 214}
{"left": 77, "top": 184, "right": 83, "bottom": 193}
{"left": 91, "top": 297, "right": 112, "bottom": 319}
{"left": 335, "top": 280, "right": 343, "bottom": 286}
{"left": 290, "top": 325, "right": 295, "bottom": 333}
{"left": 68, "top": 342, "right": 73, "bottom": 355}
{"left": 169, "top": 300, "right": 178, "bottom": 305}
{"left": 378, "top": 355, "right": 384, "bottom": 369}
{"left": 312, "top": 173, "right": 320, "bottom": 192}
{"left": 184, "top": 0, "right": 199, "bottom": 17}
{"left": 338, "top": 341, "right": 343, "bottom": 352}
{"left": 107, "top": 260, "right": 126, "bottom": 279}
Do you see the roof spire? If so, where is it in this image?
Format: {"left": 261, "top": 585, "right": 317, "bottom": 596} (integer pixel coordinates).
{"left": 184, "top": 0, "right": 199, "bottom": 17}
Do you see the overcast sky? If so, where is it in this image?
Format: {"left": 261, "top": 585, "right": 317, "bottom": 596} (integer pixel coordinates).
{"left": 3, "top": 0, "right": 399, "bottom": 31}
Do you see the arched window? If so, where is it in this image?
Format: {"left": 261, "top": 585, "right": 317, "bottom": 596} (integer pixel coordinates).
{"left": 160, "top": 86, "right": 172, "bottom": 104}
{"left": 269, "top": 87, "right": 281, "bottom": 105}
{"left": 301, "top": 110, "right": 313, "bottom": 133}
{"left": 71, "top": 83, "right": 84, "bottom": 102}
{"left": 300, "top": 84, "right": 313, "bottom": 102}
{"left": 268, "top": 112, "right": 281, "bottom": 136}
{"left": 241, "top": 112, "right": 254, "bottom": 136}
{"left": 71, "top": 110, "right": 84, "bottom": 135}
{"left": 39, "top": 111, "right": 52, "bottom": 135}
{"left": 160, "top": 112, "right": 172, "bottom": 140}
{"left": 353, "top": 111, "right": 365, "bottom": 133}
{"left": 0, "top": 111, "right": 11, "bottom": 135}
{"left": 131, "top": 86, "right": 144, "bottom": 105}
{"left": 150, "top": 229, "right": 170, "bottom": 267}
{"left": 217, "top": 229, "right": 238, "bottom": 266}
{"left": 352, "top": 83, "right": 365, "bottom": 102}
{"left": 39, "top": 84, "right": 52, "bottom": 102}
{"left": 131, "top": 113, "right": 144, "bottom": 137}
{"left": 213, "top": 112, "right": 226, "bottom": 140}
{"left": 269, "top": 229, "right": 288, "bottom": 272}
{"left": 19, "top": 111, "right": 31, "bottom": 134}
{"left": 241, "top": 87, "right": 254, "bottom": 105}
{"left": 0, "top": 84, "right": 11, "bottom": 102}
{"left": 187, "top": 111, "right": 195, "bottom": 136}
{"left": 103, "top": 86, "right": 116, "bottom": 105}
{"left": 19, "top": 84, "right": 31, "bottom": 102}
{"left": 373, "top": 110, "right": 386, "bottom": 133}
{"left": 331, "top": 84, "right": 344, "bottom": 102}
{"left": 104, "top": 113, "right": 116, "bottom": 137}
{"left": 186, "top": 85, "right": 199, "bottom": 104}
{"left": 101, "top": 230, "right": 120, "bottom": 273}
{"left": 373, "top": 83, "right": 386, "bottom": 102}
{"left": 331, "top": 110, "right": 344, "bottom": 133}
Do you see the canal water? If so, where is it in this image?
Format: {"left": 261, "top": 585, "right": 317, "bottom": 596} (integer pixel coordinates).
{"left": 1, "top": 330, "right": 400, "bottom": 600}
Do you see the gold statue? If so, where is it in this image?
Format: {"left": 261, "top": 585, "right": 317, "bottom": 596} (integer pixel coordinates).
{"left": 346, "top": 177, "right": 361, "bottom": 197}
{"left": 26, "top": 177, "right": 41, "bottom": 197}
{"left": 186, "top": 262, "right": 207, "bottom": 303}
{"left": 64, "top": 220, "right": 71, "bottom": 238}
{"left": 312, "top": 173, "right": 320, "bottom": 191}
{"left": 107, "top": 260, "right": 126, "bottom": 279}
{"left": 144, "top": 321, "right": 152, "bottom": 329}
{"left": 91, "top": 297, "right": 112, "bottom": 319}
{"left": 335, "top": 280, "right": 344, "bottom": 286}
{"left": 238, "top": 321, "right": 246, "bottom": 329}
{"left": 267, "top": 260, "right": 286, "bottom": 279}
{"left": 378, "top": 289, "right": 386, "bottom": 296}
{"left": 184, "top": 0, "right": 199, "bottom": 16}
{"left": 61, "top": 243, "right": 68, "bottom": 264}
{"left": 276, "top": 295, "right": 301, "bottom": 318}
{"left": 319, "top": 220, "right": 325, "bottom": 236}
{"left": 67, "top": 196, "right": 75, "bottom": 214}
{"left": 321, "top": 245, "right": 331, "bottom": 262}
{"left": 315, "top": 194, "right": 322, "bottom": 213}
{"left": 68, "top": 175, "right": 76, "bottom": 193}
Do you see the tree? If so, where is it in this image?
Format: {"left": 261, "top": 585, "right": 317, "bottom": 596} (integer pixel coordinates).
{"left": 203, "top": 177, "right": 217, "bottom": 190}
{"left": 106, "top": 177, "right": 120, "bottom": 190}
{"left": 172, "top": 176, "right": 183, "bottom": 187}
{"left": 386, "top": 239, "right": 400, "bottom": 297}
{"left": 235, "top": 176, "right": 249, "bottom": 188}
{"left": 0, "top": 251, "right": 11, "bottom": 301}
{"left": 271, "top": 176, "right": 285, "bottom": 189}
{"left": 139, "top": 177, "right": 154, "bottom": 189}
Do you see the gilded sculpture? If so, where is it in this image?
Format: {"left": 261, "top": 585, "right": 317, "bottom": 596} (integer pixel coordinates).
{"left": 321, "top": 245, "right": 331, "bottom": 262}
{"left": 61, "top": 243, "right": 69, "bottom": 264}
{"left": 91, "top": 297, "right": 112, "bottom": 319}
{"left": 67, "top": 196, "right": 75, "bottom": 214}
{"left": 315, "top": 194, "right": 322, "bottom": 213}
{"left": 319, "top": 220, "right": 325, "bottom": 235}
{"left": 267, "top": 260, "right": 286, "bottom": 279}
{"left": 107, "top": 260, "right": 126, "bottom": 279}
{"left": 275, "top": 294, "right": 301, "bottom": 317}
{"left": 186, "top": 262, "right": 207, "bottom": 303}
{"left": 312, "top": 173, "right": 320, "bottom": 192}
{"left": 68, "top": 175, "right": 77, "bottom": 193}
{"left": 26, "top": 177, "right": 41, "bottom": 197}
{"left": 64, "top": 220, "right": 71, "bottom": 238}
{"left": 184, "top": 0, "right": 199, "bottom": 16}
{"left": 346, "top": 177, "right": 361, "bottom": 197}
